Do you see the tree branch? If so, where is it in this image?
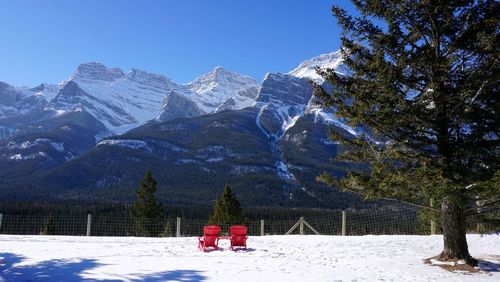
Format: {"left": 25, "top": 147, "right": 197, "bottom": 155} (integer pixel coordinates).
{"left": 470, "top": 80, "right": 488, "bottom": 104}
{"left": 336, "top": 186, "right": 441, "bottom": 212}
{"left": 464, "top": 207, "right": 500, "bottom": 217}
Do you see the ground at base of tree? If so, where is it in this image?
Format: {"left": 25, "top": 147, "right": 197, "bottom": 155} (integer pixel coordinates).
{"left": 0, "top": 234, "right": 498, "bottom": 281}
{"left": 424, "top": 257, "right": 482, "bottom": 273}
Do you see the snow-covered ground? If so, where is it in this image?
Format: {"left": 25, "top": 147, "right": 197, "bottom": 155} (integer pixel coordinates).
{"left": 1, "top": 234, "right": 498, "bottom": 281}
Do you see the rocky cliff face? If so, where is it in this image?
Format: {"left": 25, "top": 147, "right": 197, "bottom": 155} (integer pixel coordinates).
{"left": 157, "top": 91, "right": 205, "bottom": 121}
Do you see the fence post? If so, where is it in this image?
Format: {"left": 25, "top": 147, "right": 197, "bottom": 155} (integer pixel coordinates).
{"left": 0, "top": 213, "right": 3, "bottom": 231}
{"left": 176, "top": 217, "right": 181, "bottom": 237}
{"left": 285, "top": 218, "right": 302, "bottom": 235}
{"left": 86, "top": 214, "right": 92, "bottom": 236}
{"left": 475, "top": 197, "right": 484, "bottom": 233}
{"left": 430, "top": 199, "right": 436, "bottom": 235}
{"left": 260, "top": 219, "right": 264, "bottom": 236}
{"left": 299, "top": 217, "right": 304, "bottom": 235}
{"left": 341, "top": 210, "right": 347, "bottom": 236}
{"left": 302, "top": 219, "right": 320, "bottom": 235}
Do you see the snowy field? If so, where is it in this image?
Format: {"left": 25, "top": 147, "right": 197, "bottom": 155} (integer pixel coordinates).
{"left": 1, "top": 234, "right": 499, "bottom": 281}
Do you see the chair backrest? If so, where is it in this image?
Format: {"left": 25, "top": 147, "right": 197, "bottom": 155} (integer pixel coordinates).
{"left": 204, "top": 225, "right": 222, "bottom": 236}
{"left": 230, "top": 225, "right": 247, "bottom": 236}
{"left": 230, "top": 225, "right": 247, "bottom": 247}
{"left": 203, "top": 225, "right": 221, "bottom": 247}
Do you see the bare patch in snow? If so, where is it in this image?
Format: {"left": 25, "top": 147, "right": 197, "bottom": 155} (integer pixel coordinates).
{"left": 9, "top": 152, "right": 47, "bottom": 161}
{"left": 175, "top": 159, "right": 198, "bottom": 164}
{"left": 206, "top": 157, "right": 223, "bottom": 162}
{"left": 311, "top": 108, "right": 359, "bottom": 137}
{"left": 97, "top": 139, "right": 151, "bottom": 152}
{"left": 321, "top": 138, "right": 340, "bottom": 145}
{"left": 6, "top": 138, "right": 64, "bottom": 152}
{"left": 230, "top": 165, "right": 263, "bottom": 175}
{"left": 277, "top": 161, "right": 295, "bottom": 180}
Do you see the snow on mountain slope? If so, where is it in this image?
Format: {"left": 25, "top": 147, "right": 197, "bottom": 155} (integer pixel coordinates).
{"left": 186, "top": 66, "right": 259, "bottom": 113}
{"left": 48, "top": 62, "right": 182, "bottom": 134}
{"left": 2, "top": 62, "right": 260, "bottom": 136}
{"left": 30, "top": 83, "right": 63, "bottom": 102}
{"left": 0, "top": 81, "right": 62, "bottom": 119}
{"left": 249, "top": 51, "right": 361, "bottom": 180}
{"left": 309, "top": 108, "right": 360, "bottom": 137}
{"left": 254, "top": 73, "right": 313, "bottom": 180}
{"left": 287, "top": 50, "right": 363, "bottom": 138}
{"left": 289, "top": 50, "right": 343, "bottom": 83}
{"left": 157, "top": 66, "right": 260, "bottom": 121}
{"left": 255, "top": 73, "right": 312, "bottom": 137}
{"left": 2, "top": 51, "right": 343, "bottom": 139}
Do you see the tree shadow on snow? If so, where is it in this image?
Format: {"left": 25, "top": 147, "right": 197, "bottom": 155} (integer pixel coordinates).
{"left": 477, "top": 259, "right": 500, "bottom": 273}
{"left": 0, "top": 252, "right": 206, "bottom": 281}
{"left": 230, "top": 248, "right": 257, "bottom": 253}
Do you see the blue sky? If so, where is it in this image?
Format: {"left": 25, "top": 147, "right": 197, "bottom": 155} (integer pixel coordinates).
{"left": 0, "top": 0, "right": 348, "bottom": 86}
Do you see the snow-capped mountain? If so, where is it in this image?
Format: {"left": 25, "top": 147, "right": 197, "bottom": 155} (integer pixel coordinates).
{"left": 253, "top": 73, "right": 313, "bottom": 180}
{"left": 1, "top": 61, "right": 261, "bottom": 144}
{"left": 255, "top": 73, "right": 312, "bottom": 138}
{"left": 48, "top": 62, "right": 178, "bottom": 134}
{"left": 289, "top": 50, "right": 343, "bottom": 83}
{"left": 287, "top": 50, "right": 360, "bottom": 136}
{"left": 250, "top": 50, "right": 361, "bottom": 181}
{"left": 157, "top": 66, "right": 259, "bottom": 121}
{"left": 0, "top": 49, "right": 377, "bottom": 209}
{"left": 187, "top": 66, "right": 259, "bottom": 113}
{"left": 0, "top": 81, "right": 61, "bottom": 119}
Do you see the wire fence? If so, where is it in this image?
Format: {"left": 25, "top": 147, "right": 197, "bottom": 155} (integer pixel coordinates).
{"left": 0, "top": 208, "right": 415, "bottom": 237}
{"left": 0, "top": 208, "right": 494, "bottom": 237}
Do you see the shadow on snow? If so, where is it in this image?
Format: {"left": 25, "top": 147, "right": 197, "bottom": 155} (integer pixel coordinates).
{"left": 478, "top": 259, "right": 500, "bottom": 273}
{"left": 0, "top": 252, "right": 206, "bottom": 281}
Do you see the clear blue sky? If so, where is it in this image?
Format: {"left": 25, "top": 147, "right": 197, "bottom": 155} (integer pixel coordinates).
{"left": 0, "top": 0, "right": 349, "bottom": 86}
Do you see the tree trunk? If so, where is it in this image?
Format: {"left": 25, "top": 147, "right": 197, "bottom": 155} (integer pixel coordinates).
{"left": 438, "top": 198, "right": 477, "bottom": 266}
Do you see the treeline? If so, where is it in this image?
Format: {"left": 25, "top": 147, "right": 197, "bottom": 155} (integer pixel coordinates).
{"left": 0, "top": 199, "right": 353, "bottom": 221}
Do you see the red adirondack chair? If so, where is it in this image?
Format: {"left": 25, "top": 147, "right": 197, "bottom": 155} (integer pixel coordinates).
{"left": 198, "top": 225, "right": 221, "bottom": 252}
{"left": 229, "top": 225, "right": 248, "bottom": 251}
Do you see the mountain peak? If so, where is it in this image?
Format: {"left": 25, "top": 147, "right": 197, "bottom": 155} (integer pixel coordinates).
{"left": 288, "top": 50, "right": 343, "bottom": 82}
{"left": 189, "top": 66, "right": 257, "bottom": 88}
{"left": 73, "top": 62, "right": 125, "bottom": 82}
{"left": 205, "top": 66, "right": 238, "bottom": 79}
{"left": 213, "top": 66, "right": 226, "bottom": 73}
{"left": 126, "top": 68, "right": 175, "bottom": 89}
{"left": 185, "top": 67, "right": 259, "bottom": 113}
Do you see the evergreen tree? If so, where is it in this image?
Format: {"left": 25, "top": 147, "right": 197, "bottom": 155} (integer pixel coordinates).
{"left": 315, "top": 1, "right": 499, "bottom": 265}
{"left": 41, "top": 214, "right": 56, "bottom": 235}
{"left": 130, "top": 170, "right": 164, "bottom": 236}
{"left": 209, "top": 184, "right": 243, "bottom": 225}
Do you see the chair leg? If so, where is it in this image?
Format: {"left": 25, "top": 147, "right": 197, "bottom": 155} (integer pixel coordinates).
{"left": 198, "top": 238, "right": 205, "bottom": 251}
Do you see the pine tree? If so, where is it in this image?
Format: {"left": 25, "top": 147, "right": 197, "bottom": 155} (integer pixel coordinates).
{"left": 41, "top": 214, "right": 56, "bottom": 235}
{"left": 130, "top": 170, "right": 164, "bottom": 236}
{"left": 209, "top": 184, "right": 243, "bottom": 226}
{"left": 315, "top": 1, "right": 499, "bottom": 265}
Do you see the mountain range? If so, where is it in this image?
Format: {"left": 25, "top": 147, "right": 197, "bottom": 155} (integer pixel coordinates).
{"left": 0, "top": 50, "right": 378, "bottom": 209}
